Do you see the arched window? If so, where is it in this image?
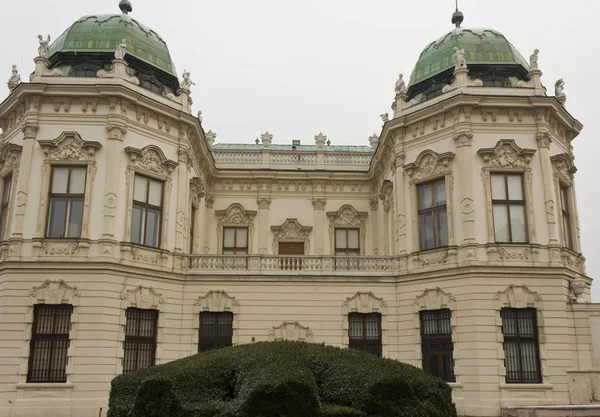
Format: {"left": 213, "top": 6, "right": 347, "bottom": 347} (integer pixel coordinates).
{"left": 141, "top": 79, "right": 163, "bottom": 95}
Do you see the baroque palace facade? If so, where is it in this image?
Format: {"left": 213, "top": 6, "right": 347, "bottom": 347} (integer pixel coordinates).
{"left": 0, "top": 2, "right": 598, "bottom": 417}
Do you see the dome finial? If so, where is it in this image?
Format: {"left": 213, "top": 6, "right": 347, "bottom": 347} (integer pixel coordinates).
{"left": 119, "top": 0, "right": 133, "bottom": 14}
{"left": 451, "top": 0, "right": 464, "bottom": 28}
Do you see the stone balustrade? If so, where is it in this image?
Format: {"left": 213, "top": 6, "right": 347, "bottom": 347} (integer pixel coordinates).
{"left": 187, "top": 254, "right": 395, "bottom": 274}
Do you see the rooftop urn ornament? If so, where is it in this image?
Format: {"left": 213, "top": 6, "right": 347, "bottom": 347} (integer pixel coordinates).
{"left": 37, "top": 34, "right": 51, "bottom": 58}
{"left": 7, "top": 65, "right": 20, "bottom": 92}
{"left": 453, "top": 47, "right": 467, "bottom": 71}
{"left": 315, "top": 132, "right": 327, "bottom": 149}
{"left": 261, "top": 131, "right": 273, "bottom": 147}
{"left": 181, "top": 70, "right": 195, "bottom": 90}
{"left": 394, "top": 73, "right": 407, "bottom": 98}
{"left": 119, "top": 0, "right": 133, "bottom": 14}
{"left": 555, "top": 78, "right": 567, "bottom": 106}
{"left": 530, "top": 49, "right": 540, "bottom": 71}
{"left": 451, "top": 0, "right": 464, "bottom": 28}
{"left": 369, "top": 134, "right": 380, "bottom": 150}
{"left": 114, "top": 38, "right": 127, "bottom": 60}
{"left": 380, "top": 113, "right": 389, "bottom": 124}
{"left": 571, "top": 276, "right": 586, "bottom": 303}
{"left": 205, "top": 130, "right": 217, "bottom": 147}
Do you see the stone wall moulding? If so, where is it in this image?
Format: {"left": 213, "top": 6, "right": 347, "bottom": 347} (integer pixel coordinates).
{"left": 551, "top": 153, "right": 577, "bottom": 185}
{"left": 124, "top": 145, "right": 179, "bottom": 177}
{"left": 194, "top": 290, "right": 240, "bottom": 313}
{"left": 269, "top": 321, "right": 313, "bottom": 341}
{"left": 0, "top": 143, "right": 22, "bottom": 176}
{"left": 342, "top": 291, "right": 387, "bottom": 314}
{"left": 189, "top": 177, "right": 205, "bottom": 209}
{"left": 122, "top": 285, "right": 165, "bottom": 309}
{"left": 378, "top": 181, "right": 394, "bottom": 212}
{"left": 37, "top": 131, "right": 102, "bottom": 161}
{"left": 477, "top": 139, "right": 536, "bottom": 168}
{"left": 403, "top": 149, "right": 455, "bottom": 181}
{"left": 414, "top": 287, "right": 456, "bottom": 311}
{"left": 271, "top": 218, "right": 312, "bottom": 254}
{"left": 326, "top": 205, "right": 368, "bottom": 255}
{"left": 494, "top": 284, "right": 542, "bottom": 309}
{"left": 28, "top": 279, "right": 80, "bottom": 304}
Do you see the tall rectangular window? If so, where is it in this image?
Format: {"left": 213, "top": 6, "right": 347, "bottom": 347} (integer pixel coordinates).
{"left": 189, "top": 206, "right": 197, "bottom": 253}
{"left": 27, "top": 304, "right": 73, "bottom": 383}
{"left": 348, "top": 313, "right": 382, "bottom": 357}
{"left": 199, "top": 312, "right": 233, "bottom": 352}
{"left": 418, "top": 179, "right": 448, "bottom": 250}
{"left": 501, "top": 308, "right": 542, "bottom": 384}
{"left": 47, "top": 166, "right": 86, "bottom": 238}
{"left": 131, "top": 175, "right": 163, "bottom": 248}
{"left": 335, "top": 228, "right": 360, "bottom": 256}
{"left": 420, "top": 309, "right": 455, "bottom": 382}
{"left": 491, "top": 174, "right": 527, "bottom": 243}
{"left": 560, "top": 186, "right": 573, "bottom": 249}
{"left": 0, "top": 174, "right": 12, "bottom": 241}
{"left": 223, "top": 227, "right": 248, "bottom": 254}
{"left": 123, "top": 308, "right": 158, "bottom": 374}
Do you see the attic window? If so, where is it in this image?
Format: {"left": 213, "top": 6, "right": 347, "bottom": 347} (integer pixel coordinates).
{"left": 141, "top": 79, "right": 163, "bottom": 95}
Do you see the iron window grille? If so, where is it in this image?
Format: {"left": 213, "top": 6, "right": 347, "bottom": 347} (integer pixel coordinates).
{"left": 123, "top": 308, "right": 158, "bottom": 374}
{"left": 0, "top": 174, "right": 12, "bottom": 241}
{"left": 420, "top": 309, "right": 456, "bottom": 382}
{"left": 27, "top": 304, "right": 73, "bottom": 383}
{"left": 199, "top": 312, "right": 233, "bottom": 352}
{"left": 417, "top": 179, "right": 448, "bottom": 250}
{"left": 500, "top": 308, "right": 542, "bottom": 384}
{"left": 46, "top": 166, "right": 86, "bottom": 238}
{"left": 131, "top": 175, "right": 164, "bottom": 248}
{"left": 348, "top": 313, "right": 382, "bottom": 357}
{"left": 560, "top": 186, "right": 573, "bottom": 250}
{"left": 491, "top": 174, "right": 527, "bottom": 243}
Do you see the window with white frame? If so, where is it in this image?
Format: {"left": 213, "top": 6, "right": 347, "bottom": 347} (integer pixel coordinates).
{"left": 0, "top": 174, "right": 12, "bottom": 241}
{"left": 47, "top": 166, "right": 86, "bottom": 238}
{"left": 223, "top": 227, "right": 248, "bottom": 254}
{"left": 335, "top": 228, "right": 360, "bottom": 256}
{"left": 131, "top": 175, "right": 163, "bottom": 248}
{"left": 491, "top": 173, "right": 527, "bottom": 243}
{"left": 417, "top": 179, "right": 448, "bottom": 250}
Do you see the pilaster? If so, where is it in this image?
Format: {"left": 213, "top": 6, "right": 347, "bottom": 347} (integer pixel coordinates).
{"left": 174, "top": 146, "right": 191, "bottom": 253}
{"left": 393, "top": 151, "right": 406, "bottom": 254}
{"left": 102, "top": 122, "right": 127, "bottom": 239}
{"left": 12, "top": 121, "right": 39, "bottom": 238}
{"left": 257, "top": 197, "right": 271, "bottom": 254}
{"left": 536, "top": 133, "right": 559, "bottom": 245}
{"left": 203, "top": 194, "right": 214, "bottom": 254}
{"left": 453, "top": 129, "right": 475, "bottom": 244}
{"left": 312, "top": 199, "right": 326, "bottom": 255}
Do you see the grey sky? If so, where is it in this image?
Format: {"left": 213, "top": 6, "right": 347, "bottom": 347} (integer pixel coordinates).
{"left": 2, "top": 0, "right": 599, "bottom": 298}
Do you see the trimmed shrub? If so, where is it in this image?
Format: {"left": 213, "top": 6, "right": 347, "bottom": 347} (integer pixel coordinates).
{"left": 108, "top": 341, "right": 456, "bottom": 417}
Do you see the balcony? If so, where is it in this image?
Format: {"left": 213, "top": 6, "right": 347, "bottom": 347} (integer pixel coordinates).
{"left": 186, "top": 255, "right": 396, "bottom": 275}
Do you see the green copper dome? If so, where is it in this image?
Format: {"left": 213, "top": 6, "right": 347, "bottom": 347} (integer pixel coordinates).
{"left": 408, "top": 28, "right": 528, "bottom": 87}
{"left": 48, "top": 14, "right": 177, "bottom": 77}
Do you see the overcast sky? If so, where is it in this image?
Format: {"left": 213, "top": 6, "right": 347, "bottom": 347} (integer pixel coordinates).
{"left": 1, "top": 0, "right": 599, "bottom": 299}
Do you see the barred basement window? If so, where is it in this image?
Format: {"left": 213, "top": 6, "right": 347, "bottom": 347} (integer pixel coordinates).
{"left": 199, "top": 312, "right": 233, "bottom": 352}
{"left": 501, "top": 308, "right": 542, "bottom": 384}
{"left": 348, "top": 313, "right": 382, "bottom": 357}
{"left": 123, "top": 308, "right": 158, "bottom": 374}
{"left": 27, "top": 304, "right": 73, "bottom": 383}
{"left": 420, "top": 309, "right": 455, "bottom": 382}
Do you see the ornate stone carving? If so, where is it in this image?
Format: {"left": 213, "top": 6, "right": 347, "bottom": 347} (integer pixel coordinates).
{"left": 261, "top": 131, "right": 273, "bottom": 147}
{"left": 125, "top": 145, "right": 178, "bottom": 177}
{"left": 418, "top": 250, "right": 449, "bottom": 267}
{"left": 42, "top": 241, "right": 78, "bottom": 256}
{"left": 403, "top": 150, "right": 455, "bottom": 181}
{"left": 312, "top": 199, "right": 326, "bottom": 210}
{"left": 453, "top": 130, "right": 473, "bottom": 147}
{"left": 29, "top": 279, "right": 80, "bottom": 304}
{"left": 37, "top": 34, "right": 51, "bottom": 58}
{"left": 378, "top": 181, "right": 394, "bottom": 212}
{"left": 194, "top": 290, "right": 239, "bottom": 312}
{"left": 7, "top": 65, "right": 20, "bottom": 92}
{"left": 477, "top": 139, "right": 536, "bottom": 168}
{"left": 271, "top": 218, "right": 312, "bottom": 254}
{"left": 530, "top": 49, "right": 539, "bottom": 71}
{"left": 0, "top": 143, "right": 22, "bottom": 176}
{"left": 494, "top": 284, "right": 542, "bottom": 308}
{"left": 114, "top": 38, "right": 127, "bottom": 60}
{"left": 180, "top": 70, "right": 195, "bottom": 90}
{"left": 131, "top": 247, "right": 160, "bottom": 264}
{"left": 327, "top": 205, "right": 367, "bottom": 227}
{"left": 394, "top": 73, "right": 407, "bottom": 98}
{"left": 497, "top": 247, "right": 531, "bottom": 260}
{"left": 570, "top": 277, "right": 587, "bottom": 303}
{"left": 414, "top": 287, "right": 456, "bottom": 310}
{"left": 343, "top": 291, "right": 387, "bottom": 313}
{"left": 38, "top": 131, "right": 102, "bottom": 161}
{"left": 22, "top": 122, "right": 40, "bottom": 139}
{"left": 453, "top": 47, "right": 467, "bottom": 70}
{"left": 536, "top": 132, "right": 552, "bottom": 149}
{"left": 269, "top": 321, "right": 313, "bottom": 341}
{"left": 122, "top": 285, "right": 165, "bottom": 309}
{"left": 190, "top": 177, "right": 205, "bottom": 208}
{"left": 551, "top": 153, "right": 577, "bottom": 184}
{"left": 216, "top": 203, "right": 256, "bottom": 226}
{"left": 106, "top": 122, "right": 128, "bottom": 140}
{"left": 257, "top": 198, "right": 271, "bottom": 210}
{"left": 555, "top": 78, "right": 567, "bottom": 106}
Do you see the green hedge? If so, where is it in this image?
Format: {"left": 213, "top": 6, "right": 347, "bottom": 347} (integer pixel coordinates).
{"left": 108, "top": 341, "right": 456, "bottom": 417}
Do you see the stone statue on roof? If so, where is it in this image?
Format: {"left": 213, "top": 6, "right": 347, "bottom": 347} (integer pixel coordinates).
{"left": 115, "top": 38, "right": 127, "bottom": 60}
{"left": 197, "top": 110, "right": 203, "bottom": 123}
{"left": 7, "top": 65, "right": 20, "bottom": 92}
{"left": 529, "top": 49, "right": 539, "bottom": 71}
{"left": 37, "top": 34, "right": 51, "bottom": 58}
{"left": 394, "top": 74, "right": 406, "bottom": 97}
{"left": 453, "top": 47, "right": 467, "bottom": 70}
{"left": 181, "top": 70, "right": 195, "bottom": 90}
{"left": 555, "top": 78, "right": 566, "bottom": 105}
{"left": 380, "top": 113, "right": 389, "bottom": 123}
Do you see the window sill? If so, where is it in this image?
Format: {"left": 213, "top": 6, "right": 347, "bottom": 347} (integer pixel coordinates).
{"left": 499, "top": 383, "right": 553, "bottom": 390}
{"left": 16, "top": 383, "right": 74, "bottom": 389}
{"left": 448, "top": 382, "right": 463, "bottom": 389}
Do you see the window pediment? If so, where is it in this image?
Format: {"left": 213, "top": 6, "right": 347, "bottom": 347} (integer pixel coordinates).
{"left": 216, "top": 203, "right": 256, "bottom": 226}
{"left": 414, "top": 287, "right": 456, "bottom": 311}
{"left": 477, "top": 139, "right": 536, "bottom": 169}
{"left": 327, "top": 205, "right": 367, "bottom": 227}
{"left": 125, "top": 145, "right": 178, "bottom": 177}
{"left": 494, "top": 284, "right": 542, "bottom": 308}
{"left": 28, "top": 279, "right": 80, "bottom": 304}
{"left": 38, "top": 131, "right": 102, "bottom": 161}
{"left": 272, "top": 218, "right": 312, "bottom": 254}
{"left": 342, "top": 291, "right": 387, "bottom": 313}
{"left": 122, "top": 285, "right": 165, "bottom": 309}
{"left": 403, "top": 150, "right": 455, "bottom": 181}
{"left": 194, "top": 290, "right": 240, "bottom": 313}
{"left": 269, "top": 321, "right": 313, "bottom": 341}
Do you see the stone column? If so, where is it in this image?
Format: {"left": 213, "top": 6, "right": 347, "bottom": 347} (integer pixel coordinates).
{"left": 257, "top": 198, "right": 271, "bottom": 254}
{"left": 102, "top": 122, "right": 127, "bottom": 239}
{"left": 537, "top": 133, "right": 559, "bottom": 244}
{"left": 203, "top": 195, "right": 214, "bottom": 254}
{"left": 369, "top": 198, "right": 380, "bottom": 255}
{"left": 12, "top": 122, "right": 39, "bottom": 238}
{"left": 453, "top": 130, "right": 476, "bottom": 244}
{"left": 312, "top": 199, "right": 326, "bottom": 255}
{"left": 174, "top": 146, "right": 190, "bottom": 253}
